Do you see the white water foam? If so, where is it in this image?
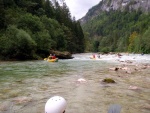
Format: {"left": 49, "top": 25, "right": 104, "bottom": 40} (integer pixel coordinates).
{"left": 72, "top": 53, "right": 150, "bottom": 63}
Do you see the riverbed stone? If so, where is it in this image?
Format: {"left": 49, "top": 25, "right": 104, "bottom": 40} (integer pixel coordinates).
{"left": 102, "top": 78, "right": 116, "bottom": 83}
{"left": 13, "top": 96, "right": 32, "bottom": 104}
{"left": 0, "top": 101, "right": 13, "bottom": 111}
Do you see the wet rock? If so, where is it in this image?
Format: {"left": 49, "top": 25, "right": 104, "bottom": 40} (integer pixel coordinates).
{"left": 0, "top": 101, "right": 13, "bottom": 111}
{"left": 109, "top": 67, "right": 119, "bottom": 71}
{"left": 50, "top": 50, "right": 73, "bottom": 59}
{"left": 76, "top": 78, "right": 87, "bottom": 83}
{"left": 128, "top": 86, "right": 140, "bottom": 91}
{"left": 102, "top": 78, "right": 116, "bottom": 83}
{"left": 121, "top": 67, "right": 128, "bottom": 70}
{"left": 125, "top": 60, "right": 132, "bottom": 63}
{"left": 13, "top": 96, "right": 32, "bottom": 104}
{"left": 142, "top": 104, "right": 150, "bottom": 110}
{"left": 120, "top": 66, "right": 134, "bottom": 74}
{"left": 15, "top": 80, "right": 23, "bottom": 84}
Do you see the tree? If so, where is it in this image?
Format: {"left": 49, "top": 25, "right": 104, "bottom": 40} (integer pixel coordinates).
{"left": 141, "top": 27, "right": 150, "bottom": 53}
{"left": 128, "top": 31, "right": 138, "bottom": 52}
{"left": 0, "top": 26, "right": 37, "bottom": 60}
{"left": 0, "top": 0, "right": 5, "bottom": 29}
{"left": 44, "top": 0, "right": 55, "bottom": 18}
{"left": 0, "top": 0, "right": 87, "bottom": 60}
{"left": 18, "top": 13, "right": 44, "bottom": 33}
{"left": 3, "top": 0, "right": 15, "bottom": 8}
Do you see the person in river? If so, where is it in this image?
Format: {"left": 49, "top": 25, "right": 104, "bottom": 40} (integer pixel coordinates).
{"left": 52, "top": 54, "right": 56, "bottom": 59}
{"left": 45, "top": 96, "right": 66, "bottom": 113}
{"left": 93, "top": 54, "right": 96, "bottom": 58}
{"left": 97, "top": 54, "right": 100, "bottom": 59}
{"left": 48, "top": 54, "right": 52, "bottom": 59}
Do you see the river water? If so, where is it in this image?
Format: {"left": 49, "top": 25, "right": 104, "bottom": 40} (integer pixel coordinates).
{"left": 0, "top": 53, "right": 150, "bottom": 113}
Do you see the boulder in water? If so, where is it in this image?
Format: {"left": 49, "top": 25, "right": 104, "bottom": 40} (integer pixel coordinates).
{"left": 50, "top": 50, "right": 73, "bottom": 59}
{"left": 77, "top": 78, "right": 87, "bottom": 83}
{"left": 102, "top": 78, "right": 116, "bottom": 83}
{"left": 128, "top": 86, "right": 139, "bottom": 90}
{"left": 13, "top": 96, "right": 32, "bottom": 104}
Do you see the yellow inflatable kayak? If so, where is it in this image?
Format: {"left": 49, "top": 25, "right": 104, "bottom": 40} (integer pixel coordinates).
{"left": 47, "top": 58, "right": 58, "bottom": 62}
{"left": 44, "top": 58, "right": 48, "bottom": 61}
{"left": 44, "top": 58, "right": 58, "bottom": 62}
{"left": 90, "top": 57, "right": 96, "bottom": 59}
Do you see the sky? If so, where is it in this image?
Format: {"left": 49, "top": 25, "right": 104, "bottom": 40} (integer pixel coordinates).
{"left": 65, "top": 0, "right": 101, "bottom": 20}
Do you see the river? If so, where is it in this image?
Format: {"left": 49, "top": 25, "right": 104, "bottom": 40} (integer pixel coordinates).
{"left": 0, "top": 53, "right": 150, "bottom": 113}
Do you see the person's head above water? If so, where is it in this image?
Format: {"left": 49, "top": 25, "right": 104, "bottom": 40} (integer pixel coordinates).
{"left": 45, "top": 96, "right": 67, "bottom": 113}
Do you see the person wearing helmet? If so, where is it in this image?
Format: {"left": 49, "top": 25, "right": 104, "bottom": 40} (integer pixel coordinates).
{"left": 45, "top": 96, "right": 121, "bottom": 113}
{"left": 45, "top": 96, "right": 67, "bottom": 113}
{"left": 48, "top": 54, "right": 52, "bottom": 60}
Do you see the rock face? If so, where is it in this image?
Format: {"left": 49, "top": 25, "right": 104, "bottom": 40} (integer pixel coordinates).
{"left": 80, "top": 0, "right": 150, "bottom": 24}
{"left": 100, "top": 0, "right": 150, "bottom": 12}
{"left": 50, "top": 50, "right": 73, "bottom": 59}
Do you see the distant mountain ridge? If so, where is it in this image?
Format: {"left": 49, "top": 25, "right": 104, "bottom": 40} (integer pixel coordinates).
{"left": 80, "top": 0, "right": 150, "bottom": 24}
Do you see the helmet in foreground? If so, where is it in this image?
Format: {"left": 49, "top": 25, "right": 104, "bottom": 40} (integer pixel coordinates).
{"left": 45, "top": 96, "right": 67, "bottom": 113}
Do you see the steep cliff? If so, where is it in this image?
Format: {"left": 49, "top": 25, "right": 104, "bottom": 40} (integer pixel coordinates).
{"left": 80, "top": 0, "right": 150, "bottom": 24}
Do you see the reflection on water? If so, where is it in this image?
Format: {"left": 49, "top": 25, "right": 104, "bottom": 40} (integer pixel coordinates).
{"left": 0, "top": 54, "right": 150, "bottom": 113}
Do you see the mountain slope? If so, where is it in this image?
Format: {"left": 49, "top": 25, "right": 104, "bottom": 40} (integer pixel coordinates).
{"left": 80, "top": 0, "right": 150, "bottom": 24}
{"left": 81, "top": 0, "right": 150, "bottom": 53}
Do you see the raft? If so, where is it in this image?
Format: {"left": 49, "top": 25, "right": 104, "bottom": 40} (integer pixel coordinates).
{"left": 44, "top": 58, "right": 48, "bottom": 61}
{"left": 90, "top": 57, "right": 96, "bottom": 59}
{"left": 90, "top": 57, "right": 101, "bottom": 60}
{"left": 44, "top": 58, "right": 58, "bottom": 62}
{"left": 47, "top": 58, "right": 58, "bottom": 62}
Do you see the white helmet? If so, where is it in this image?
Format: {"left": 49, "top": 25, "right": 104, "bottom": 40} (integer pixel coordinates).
{"left": 45, "top": 96, "right": 67, "bottom": 113}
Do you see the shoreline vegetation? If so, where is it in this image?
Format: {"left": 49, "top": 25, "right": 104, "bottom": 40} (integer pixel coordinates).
{"left": 0, "top": 0, "right": 85, "bottom": 61}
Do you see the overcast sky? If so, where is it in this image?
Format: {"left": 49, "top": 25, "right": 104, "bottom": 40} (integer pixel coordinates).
{"left": 65, "top": 0, "right": 101, "bottom": 20}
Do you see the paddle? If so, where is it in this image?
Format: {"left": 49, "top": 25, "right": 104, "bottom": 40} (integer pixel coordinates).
{"left": 108, "top": 104, "right": 121, "bottom": 113}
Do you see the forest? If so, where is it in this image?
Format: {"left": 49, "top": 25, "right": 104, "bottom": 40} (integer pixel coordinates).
{"left": 82, "top": 10, "right": 150, "bottom": 54}
{"left": 0, "top": 0, "right": 85, "bottom": 60}
{"left": 0, "top": 0, "right": 150, "bottom": 61}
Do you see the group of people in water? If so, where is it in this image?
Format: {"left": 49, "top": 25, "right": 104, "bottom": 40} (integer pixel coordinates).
{"left": 48, "top": 54, "right": 56, "bottom": 59}
{"left": 92, "top": 54, "right": 100, "bottom": 59}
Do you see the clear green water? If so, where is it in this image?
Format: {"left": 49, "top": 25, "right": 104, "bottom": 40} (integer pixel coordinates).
{"left": 0, "top": 56, "right": 150, "bottom": 113}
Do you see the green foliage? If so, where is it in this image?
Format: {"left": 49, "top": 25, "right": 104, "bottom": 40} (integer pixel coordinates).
{"left": 0, "top": 26, "right": 36, "bottom": 60}
{"left": 128, "top": 31, "right": 138, "bottom": 52}
{"left": 82, "top": 10, "right": 150, "bottom": 53}
{"left": 18, "top": 13, "right": 44, "bottom": 33}
{"left": 44, "top": 0, "right": 54, "bottom": 18}
{"left": 93, "top": 40, "right": 99, "bottom": 52}
{"left": 101, "top": 47, "right": 110, "bottom": 54}
{"left": 0, "top": 0, "right": 5, "bottom": 29}
{"left": 33, "top": 30, "right": 52, "bottom": 55}
{"left": 0, "top": 0, "right": 85, "bottom": 60}
{"left": 141, "top": 27, "right": 150, "bottom": 53}
{"left": 133, "top": 35, "right": 142, "bottom": 53}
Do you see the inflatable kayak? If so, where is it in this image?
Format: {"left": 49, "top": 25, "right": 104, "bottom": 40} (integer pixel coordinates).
{"left": 44, "top": 58, "right": 48, "bottom": 61}
{"left": 90, "top": 57, "right": 96, "bottom": 59}
{"left": 47, "top": 58, "right": 58, "bottom": 62}
{"left": 90, "top": 56, "right": 101, "bottom": 60}
{"left": 44, "top": 58, "right": 58, "bottom": 62}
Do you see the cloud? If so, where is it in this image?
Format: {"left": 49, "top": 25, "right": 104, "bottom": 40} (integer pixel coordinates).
{"left": 65, "top": 0, "right": 101, "bottom": 20}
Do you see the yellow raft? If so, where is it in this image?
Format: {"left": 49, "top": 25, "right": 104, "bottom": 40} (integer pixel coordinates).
{"left": 44, "top": 58, "right": 58, "bottom": 62}
{"left": 90, "top": 57, "right": 96, "bottom": 60}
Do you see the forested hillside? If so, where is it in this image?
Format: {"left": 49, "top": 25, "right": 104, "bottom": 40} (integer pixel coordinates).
{"left": 0, "top": 0, "right": 85, "bottom": 60}
{"left": 81, "top": 0, "right": 150, "bottom": 54}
